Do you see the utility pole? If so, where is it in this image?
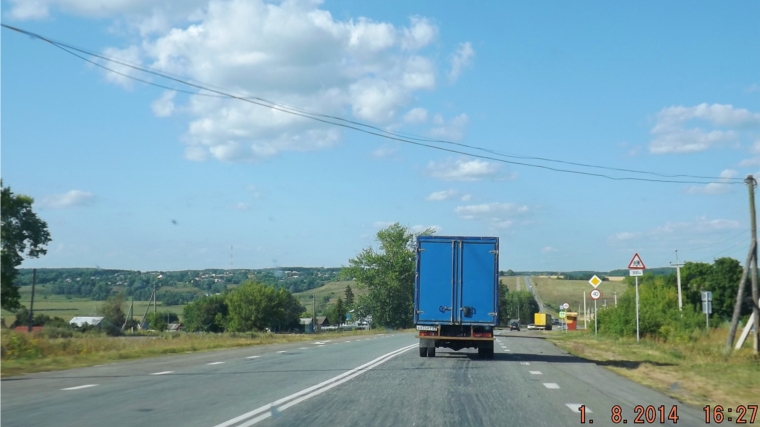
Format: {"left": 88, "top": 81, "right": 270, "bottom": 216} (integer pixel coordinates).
{"left": 671, "top": 250, "right": 684, "bottom": 311}
{"left": 614, "top": 291, "right": 617, "bottom": 307}
{"left": 28, "top": 269, "right": 37, "bottom": 332}
{"left": 583, "top": 291, "right": 587, "bottom": 330}
{"left": 726, "top": 175, "right": 760, "bottom": 355}
{"left": 312, "top": 295, "right": 316, "bottom": 332}
{"left": 749, "top": 176, "right": 760, "bottom": 353}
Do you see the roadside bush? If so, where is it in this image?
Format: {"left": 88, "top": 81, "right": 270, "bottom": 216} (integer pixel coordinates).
{"left": 598, "top": 274, "right": 704, "bottom": 340}
{"left": 41, "top": 325, "right": 74, "bottom": 339}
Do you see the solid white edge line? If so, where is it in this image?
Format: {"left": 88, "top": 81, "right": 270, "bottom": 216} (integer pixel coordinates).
{"left": 566, "top": 404, "right": 591, "bottom": 413}
{"left": 208, "top": 362, "right": 225, "bottom": 365}
{"left": 151, "top": 371, "right": 174, "bottom": 375}
{"left": 61, "top": 384, "right": 98, "bottom": 391}
{"left": 246, "top": 356, "right": 260, "bottom": 359}
{"left": 277, "top": 351, "right": 287, "bottom": 353}
{"left": 236, "top": 344, "right": 417, "bottom": 427}
{"left": 211, "top": 343, "right": 418, "bottom": 427}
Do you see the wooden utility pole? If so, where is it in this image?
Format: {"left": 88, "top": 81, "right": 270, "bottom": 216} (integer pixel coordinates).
{"left": 28, "top": 269, "right": 37, "bottom": 332}
{"left": 726, "top": 175, "right": 760, "bottom": 354}
{"left": 749, "top": 176, "right": 760, "bottom": 353}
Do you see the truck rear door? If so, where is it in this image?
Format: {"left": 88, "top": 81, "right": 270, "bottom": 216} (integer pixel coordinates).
{"left": 457, "top": 238, "right": 499, "bottom": 324}
{"left": 416, "top": 238, "right": 455, "bottom": 323}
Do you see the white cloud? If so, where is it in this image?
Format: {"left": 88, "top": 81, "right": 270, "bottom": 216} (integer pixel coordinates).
{"left": 686, "top": 169, "right": 738, "bottom": 195}
{"left": 751, "top": 140, "right": 760, "bottom": 153}
{"left": 100, "top": 45, "right": 143, "bottom": 89}
{"left": 230, "top": 202, "right": 249, "bottom": 211}
{"left": 541, "top": 246, "right": 557, "bottom": 254}
{"left": 455, "top": 203, "right": 529, "bottom": 229}
{"left": 610, "top": 232, "right": 642, "bottom": 241}
{"left": 246, "top": 185, "right": 263, "bottom": 199}
{"left": 425, "top": 189, "right": 459, "bottom": 201}
{"left": 373, "top": 221, "right": 395, "bottom": 229}
{"left": 37, "top": 190, "right": 95, "bottom": 208}
{"left": 649, "top": 103, "right": 760, "bottom": 154}
{"left": 371, "top": 145, "right": 398, "bottom": 159}
{"left": 460, "top": 193, "right": 471, "bottom": 201}
{"left": 429, "top": 113, "right": 470, "bottom": 140}
{"left": 403, "top": 107, "right": 428, "bottom": 124}
{"left": 410, "top": 224, "right": 442, "bottom": 234}
{"left": 427, "top": 158, "right": 502, "bottom": 182}
{"left": 739, "top": 157, "right": 760, "bottom": 167}
{"left": 7, "top": 0, "right": 50, "bottom": 19}
{"left": 151, "top": 90, "right": 176, "bottom": 117}
{"left": 448, "top": 42, "right": 474, "bottom": 83}
{"left": 69, "top": 1, "right": 461, "bottom": 163}
{"left": 651, "top": 216, "right": 741, "bottom": 234}
{"left": 746, "top": 84, "right": 759, "bottom": 94}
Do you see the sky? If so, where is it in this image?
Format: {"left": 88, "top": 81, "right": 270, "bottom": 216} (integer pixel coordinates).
{"left": 2, "top": 0, "right": 759, "bottom": 272}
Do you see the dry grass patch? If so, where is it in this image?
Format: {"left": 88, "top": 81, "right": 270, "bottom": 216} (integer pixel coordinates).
{"left": 548, "top": 329, "right": 759, "bottom": 407}
{"left": 1, "top": 328, "right": 388, "bottom": 377}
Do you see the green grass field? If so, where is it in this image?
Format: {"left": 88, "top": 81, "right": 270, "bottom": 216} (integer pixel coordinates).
{"left": 530, "top": 277, "right": 629, "bottom": 320}
{"left": 292, "top": 280, "right": 366, "bottom": 314}
{"left": 499, "top": 276, "right": 523, "bottom": 292}
{"left": 0, "top": 288, "right": 185, "bottom": 327}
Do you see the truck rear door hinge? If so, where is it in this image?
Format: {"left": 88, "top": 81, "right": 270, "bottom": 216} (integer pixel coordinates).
{"left": 489, "top": 250, "right": 498, "bottom": 255}
{"left": 415, "top": 310, "right": 425, "bottom": 314}
{"left": 488, "top": 312, "right": 498, "bottom": 317}
{"left": 417, "top": 248, "right": 425, "bottom": 252}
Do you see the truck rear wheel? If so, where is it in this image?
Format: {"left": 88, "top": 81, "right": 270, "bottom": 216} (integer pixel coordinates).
{"left": 428, "top": 347, "right": 436, "bottom": 357}
{"left": 419, "top": 346, "right": 428, "bottom": 357}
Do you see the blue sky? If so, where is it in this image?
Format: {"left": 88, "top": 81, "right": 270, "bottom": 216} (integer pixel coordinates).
{"left": 3, "top": 0, "right": 759, "bottom": 272}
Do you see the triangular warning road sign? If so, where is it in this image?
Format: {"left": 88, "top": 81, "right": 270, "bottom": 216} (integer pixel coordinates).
{"left": 628, "top": 253, "right": 646, "bottom": 269}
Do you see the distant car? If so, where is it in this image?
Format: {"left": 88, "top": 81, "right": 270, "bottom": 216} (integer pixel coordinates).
{"left": 527, "top": 323, "right": 537, "bottom": 330}
{"left": 510, "top": 322, "right": 520, "bottom": 331}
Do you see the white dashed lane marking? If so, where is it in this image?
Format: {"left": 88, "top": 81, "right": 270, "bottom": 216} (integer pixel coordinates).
{"left": 299, "top": 347, "right": 308, "bottom": 350}
{"left": 529, "top": 371, "right": 542, "bottom": 375}
{"left": 520, "top": 362, "right": 530, "bottom": 365}
{"left": 543, "top": 383, "right": 560, "bottom": 389}
{"left": 61, "top": 384, "right": 98, "bottom": 391}
{"left": 277, "top": 351, "right": 287, "bottom": 353}
{"left": 246, "top": 356, "right": 260, "bottom": 359}
{"left": 566, "top": 404, "right": 591, "bottom": 413}
{"left": 208, "top": 362, "right": 225, "bottom": 365}
{"left": 317, "top": 344, "right": 325, "bottom": 347}
{"left": 150, "top": 371, "right": 174, "bottom": 375}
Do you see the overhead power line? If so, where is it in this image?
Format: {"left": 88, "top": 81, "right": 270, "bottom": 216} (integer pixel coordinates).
{"left": 2, "top": 23, "right": 745, "bottom": 185}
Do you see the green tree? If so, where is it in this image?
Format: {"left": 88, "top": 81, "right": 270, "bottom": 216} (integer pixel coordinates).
{"left": 183, "top": 294, "right": 228, "bottom": 332}
{"left": 146, "top": 311, "right": 177, "bottom": 332}
{"left": 328, "top": 297, "right": 347, "bottom": 325}
{"left": 97, "top": 294, "right": 127, "bottom": 335}
{"left": 341, "top": 223, "right": 435, "bottom": 329}
{"left": 1, "top": 182, "right": 52, "bottom": 311}
{"left": 344, "top": 285, "right": 355, "bottom": 307}
{"left": 226, "top": 282, "right": 302, "bottom": 332}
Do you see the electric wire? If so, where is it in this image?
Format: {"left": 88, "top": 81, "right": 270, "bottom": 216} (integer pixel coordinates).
{"left": 2, "top": 24, "right": 747, "bottom": 185}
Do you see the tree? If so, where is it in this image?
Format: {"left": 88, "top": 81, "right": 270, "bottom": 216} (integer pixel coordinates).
{"left": 226, "top": 281, "right": 302, "bottom": 332}
{"left": 344, "top": 285, "right": 355, "bottom": 307}
{"left": 183, "top": 294, "right": 228, "bottom": 332}
{"left": 1, "top": 182, "right": 52, "bottom": 312}
{"left": 146, "top": 312, "right": 175, "bottom": 332}
{"left": 97, "top": 294, "right": 127, "bottom": 335}
{"left": 328, "top": 297, "right": 347, "bottom": 325}
{"left": 341, "top": 223, "right": 435, "bottom": 329}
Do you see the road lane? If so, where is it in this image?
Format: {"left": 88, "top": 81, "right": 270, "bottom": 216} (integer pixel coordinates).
{"left": 2, "top": 332, "right": 709, "bottom": 427}
{"left": 0, "top": 333, "right": 404, "bottom": 427}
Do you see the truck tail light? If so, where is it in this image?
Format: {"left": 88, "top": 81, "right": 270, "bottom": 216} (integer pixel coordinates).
{"left": 473, "top": 332, "right": 492, "bottom": 338}
{"left": 419, "top": 331, "right": 437, "bottom": 337}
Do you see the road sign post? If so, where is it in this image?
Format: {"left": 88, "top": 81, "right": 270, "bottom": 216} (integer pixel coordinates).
{"left": 702, "top": 291, "right": 713, "bottom": 328}
{"left": 628, "top": 253, "right": 646, "bottom": 343}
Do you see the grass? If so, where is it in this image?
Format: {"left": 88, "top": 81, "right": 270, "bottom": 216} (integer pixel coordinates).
{"left": 547, "top": 328, "right": 760, "bottom": 407}
{"left": 499, "top": 276, "right": 523, "bottom": 292}
{"left": 0, "top": 328, "right": 389, "bottom": 377}
{"left": 1, "top": 292, "right": 185, "bottom": 326}
{"left": 293, "top": 280, "right": 367, "bottom": 313}
{"left": 531, "top": 277, "right": 628, "bottom": 319}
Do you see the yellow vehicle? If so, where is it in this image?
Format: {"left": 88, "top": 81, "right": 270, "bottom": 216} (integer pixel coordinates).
{"left": 534, "top": 313, "right": 553, "bottom": 330}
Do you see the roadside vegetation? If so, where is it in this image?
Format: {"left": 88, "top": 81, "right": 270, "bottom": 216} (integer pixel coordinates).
{"left": 541, "top": 258, "right": 758, "bottom": 407}
{"left": 0, "top": 328, "right": 386, "bottom": 377}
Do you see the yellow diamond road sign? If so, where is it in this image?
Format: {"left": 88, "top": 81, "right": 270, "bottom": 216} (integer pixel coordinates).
{"left": 588, "top": 275, "right": 602, "bottom": 288}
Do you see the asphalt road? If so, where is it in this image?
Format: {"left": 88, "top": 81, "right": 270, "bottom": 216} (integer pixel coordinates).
{"left": 1, "top": 332, "right": 708, "bottom": 427}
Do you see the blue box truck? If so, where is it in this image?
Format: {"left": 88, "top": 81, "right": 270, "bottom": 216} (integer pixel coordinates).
{"left": 414, "top": 236, "right": 498, "bottom": 359}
